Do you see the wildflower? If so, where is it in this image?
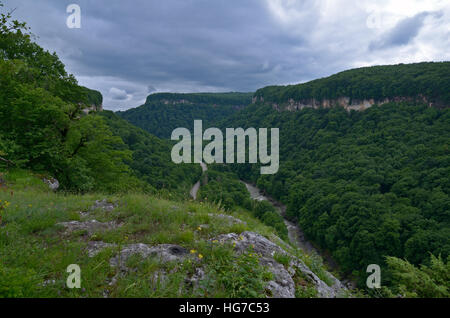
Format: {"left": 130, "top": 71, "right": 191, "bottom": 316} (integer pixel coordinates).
{"left": 212, "top": 240, "right": 218, "bottom": 244}
{"left": 28, "top": 204, "right": 32, "bottom": 208}
{"left": 197, "top": 226, "right": 202, "bottom": 231}
{"left": 190, "top": 249, "right": 197, "bottom": 254}
{"left": 198, "top": 254, "right": 203, "bottom": 260}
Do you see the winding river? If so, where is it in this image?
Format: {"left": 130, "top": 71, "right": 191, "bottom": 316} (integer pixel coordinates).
{"left": 190, "top": 164, "right": 354, "bottom": 292}
{"left": 243, "top": 183, "right": 318, "bottom": 253}
{"left": 190, "top": 164, "right": 340, "bottom": 272}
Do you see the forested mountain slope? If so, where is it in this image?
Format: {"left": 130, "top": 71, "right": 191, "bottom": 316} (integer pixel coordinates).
{"left": 117, "top": 92, "right": 253, "bottom": 138}
{"left": 113, "top": 61, "right": 450, "bottom": 289}
{"left": 100, "top": 111, "right": 201, "bottom": 195}
{"left": 221, "top": 100, "right": 450, "bottom": 287}
{"left": 0, "top": 7, "right": 199, "bottom": 195}
{"left": 1, "top": 2, "right": 448, "bottom": 297}
{"left": 254, "top": 62, "right": 450, "bottom": 111}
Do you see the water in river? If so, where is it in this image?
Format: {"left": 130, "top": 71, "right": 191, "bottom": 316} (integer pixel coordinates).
{"left": 243, "top": 183, "right": 317, "bottom": 252}
{"left": 243, "top": 182, "right": 340, "bottom": 271}
{"left": 189, "top": 164, "right": 340, "bottom": 272}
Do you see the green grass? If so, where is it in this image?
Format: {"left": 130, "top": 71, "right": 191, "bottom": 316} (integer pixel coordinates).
{"left": 0, "top": 169, "right": 337, "bottom": 298}
{"left": 273, "top": 252, "right": 292, "bottom": 267}
{"left": 0, "top": 169, "right": 279, "bottom": 297}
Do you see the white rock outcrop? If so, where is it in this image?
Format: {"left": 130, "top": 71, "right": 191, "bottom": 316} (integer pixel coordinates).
{"left": 212, "top": 231, "right": 347, "bottom": 298}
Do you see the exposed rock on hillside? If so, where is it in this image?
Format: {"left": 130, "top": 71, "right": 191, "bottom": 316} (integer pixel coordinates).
{"left": 71, "top": 197, "right": 346, "bottom": 298}
{"left": 110, "top": 243, "right": 190, "bottom": 270}
{"left": 87, "top": 241, "right": 116, "bottom": 257}
{"left": 58, "top": 219, "right": 121, "bottom": 235}
{"left": 91, "top": 199, "right": 117, "bottom": 212}
{"left": 209, "top": 213, "right": 246, "bottom": 225}
{"left": 43, "top": 177, "right": 59, "bottom": 191}
{"left": 254, "top": 95, "right": 439, "bottom": 113}
{"left": 212, "top": 231, "right": 347, "bottom": 298}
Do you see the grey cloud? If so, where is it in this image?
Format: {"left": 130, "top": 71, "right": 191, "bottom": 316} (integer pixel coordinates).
{"left": 369, "top": 11, "right": 441, "bottom": 50}
{"left": 2, "top": 0, "right": 449, "bottom": 111}
{"left": 109, "top": 87, "right": 129, "bottom": 101}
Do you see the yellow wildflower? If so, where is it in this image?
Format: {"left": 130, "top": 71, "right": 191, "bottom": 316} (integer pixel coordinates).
{"left": 190, "top": 249, "right": 197, "bottom": 254}
{"left": 198, "top": 254, "right": 203, "bottom": 260}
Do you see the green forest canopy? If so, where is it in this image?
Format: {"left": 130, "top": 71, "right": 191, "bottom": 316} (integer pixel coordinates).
{"left": 0, "top": 5, "right": 199, "bottom": 194}
{"left": 1, "top": 2, "right": 449, "bottom": 295}
{"left": 255, "top": 62, "right": 450, "bottom": 106}
{"left": 220, "top": 100, "right": 450, "bottom": 285}
{"left": 117, "top": 92, "right": 253, "bottom": 138}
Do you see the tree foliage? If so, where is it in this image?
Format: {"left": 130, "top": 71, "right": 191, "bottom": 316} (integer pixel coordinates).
{"left": 221, "top": 100, "right": 450, "bottom": 285}
{"left": 118, "top": 92, "right": 253, "bottom": 138}
{"left": 198, "top": 165, "right": 288, "bottom": 240}
{"left": 0, "top": 5, "right": 197, "bottom": 193}
{"left": 384, "top": 254, "right": 449, "bottom": 298}
{"left": 100, "top": 111, "right": 201, "bottom": 193}
{"left": 255, "top": 62, "right": 450, "bottom": 106}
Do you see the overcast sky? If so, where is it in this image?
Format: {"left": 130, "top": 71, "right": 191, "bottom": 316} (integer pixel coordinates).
{"left": 3, "top": 0, "right": 449, "bottom": 110}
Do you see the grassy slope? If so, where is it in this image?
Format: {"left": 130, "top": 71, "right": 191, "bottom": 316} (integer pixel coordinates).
{"left": 0, "top": 169, "right": 336, "bottom": 298}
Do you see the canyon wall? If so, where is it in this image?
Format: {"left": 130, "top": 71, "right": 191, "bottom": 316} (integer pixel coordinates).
{"left": 253, "top": 95, "right": 445, "bottom": 112}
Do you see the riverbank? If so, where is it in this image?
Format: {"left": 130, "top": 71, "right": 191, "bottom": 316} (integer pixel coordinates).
{"left": 188, "top": 165, "right": 349, "bottom": 295}
{"left": 243, "top": 182, "right": 339, "bottom": 268}
{"left": 243, "top": 182, "right": 359, "bottom": 289}
{"left": 189, "top": 164, "right": 352, "bottom": 287}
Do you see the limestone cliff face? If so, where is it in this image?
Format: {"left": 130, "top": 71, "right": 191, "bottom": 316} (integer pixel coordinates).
{"left": 82, "top": 103, "right": 103, "bottom": 114}
{"left": 253, "top": 95, "right": 443, "bottom": 112}
{"left": 159, "top": 99, "right": 245, "bottom": 110}
{"left": 160, "top": 99, "right": 193, "bottom": 105}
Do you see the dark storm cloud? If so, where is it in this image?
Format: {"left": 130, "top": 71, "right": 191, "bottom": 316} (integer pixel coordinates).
{"left": 370, "top": 11, "right": 442, "bottom": 50}
{"left": 2, "top": 0, "right": 449, "bottom": 110}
